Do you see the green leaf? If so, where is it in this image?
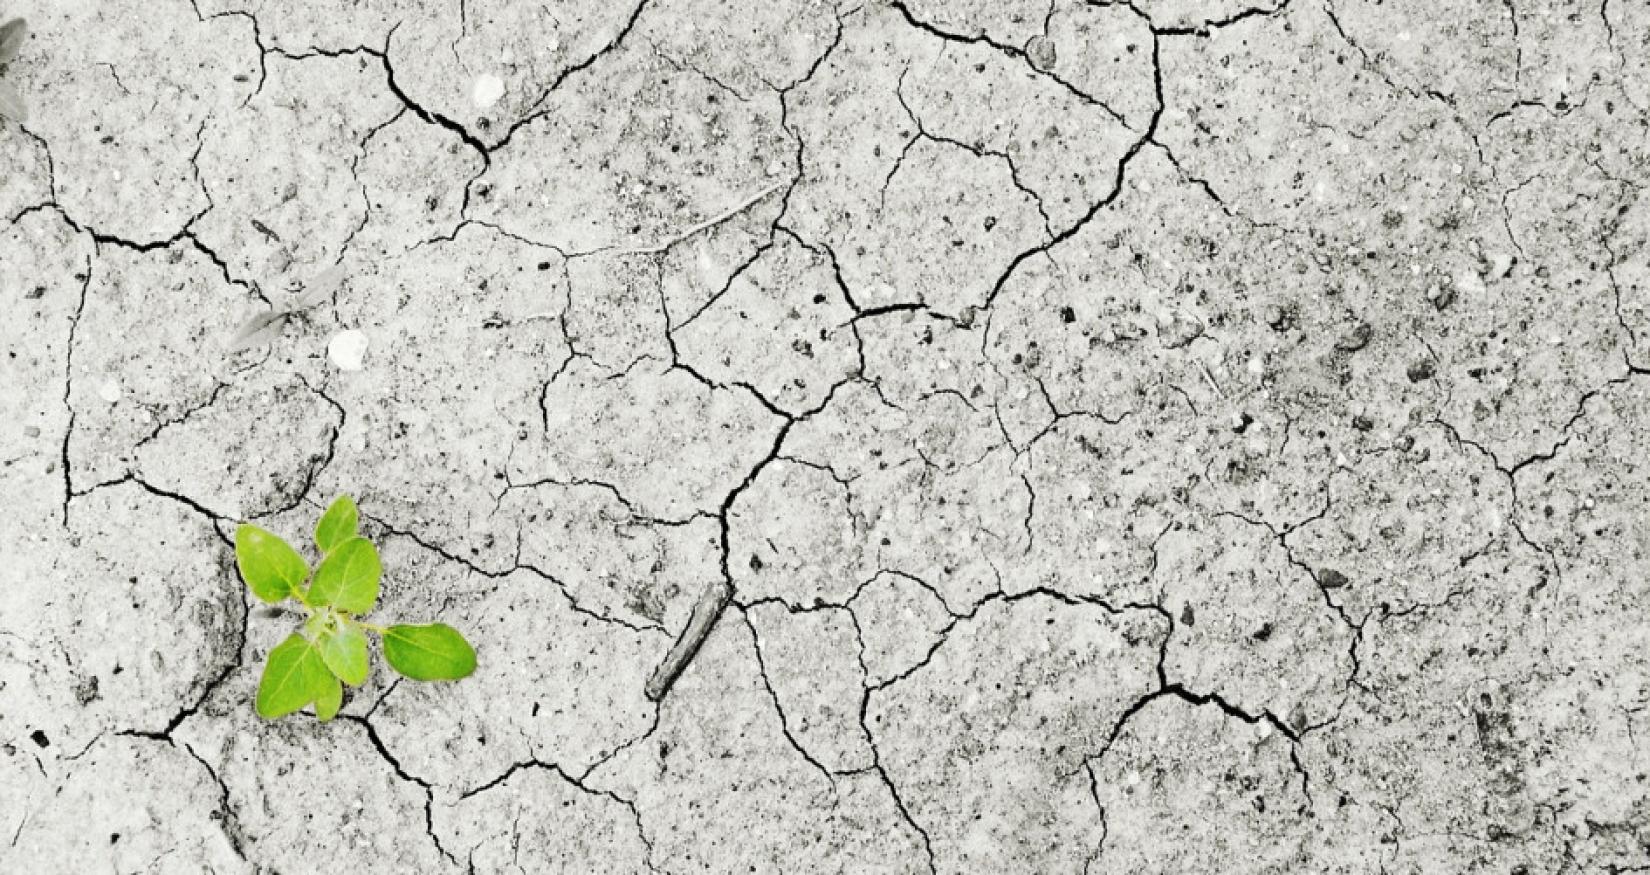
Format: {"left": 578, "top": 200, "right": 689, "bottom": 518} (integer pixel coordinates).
{"left": 0, "top": 79, "right": 28, "bottom": 125}
{"left": 307, "top": 537, "right": 380, "bottom": 614}
{"left": 0, "top": 19, "right": 27, "bottom": 66}
{"left": 383, "top": 624, "right": 476, "bottom": 681}
{"left": 319, "top": 623, "right": 370, "bottom": 686}
{"left": 289, "top": 264, "right": 347, "bottom": 311}
{"left": 225, "top": 309, "right": 287, "bottom": 353}
{"left": 255, "top": 634, "right": 333, "bottom": 719}
{"left": 314, "top": 494, "right": 359, "bottom": 554}
{"left": 235, "top": 524, "right": 309, "bottom": 604}
{"left": 313, "top": 672, "right": 343, "bottom": 722}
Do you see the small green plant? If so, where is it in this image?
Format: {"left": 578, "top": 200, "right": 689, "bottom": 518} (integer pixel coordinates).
{"left": 235, "top": 495, "right": 477, "bottom": 721}
{"left": 226, "top": 264, "right": 346, "bottom": 354}
{"left": 0, "top": 17, "right": 27, "bottom": 124}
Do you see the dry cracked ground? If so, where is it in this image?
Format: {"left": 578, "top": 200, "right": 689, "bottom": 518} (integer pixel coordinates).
{"left": 3, "top": 0, "right": 1650, "bottom": 871}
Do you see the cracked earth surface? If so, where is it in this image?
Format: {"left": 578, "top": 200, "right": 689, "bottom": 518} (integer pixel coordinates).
{"left": 3, "top": 0, "right": 1650, "bottom": 871}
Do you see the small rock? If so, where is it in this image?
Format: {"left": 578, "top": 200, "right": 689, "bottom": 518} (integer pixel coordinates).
{"left": 98, "top": 380, "right": 122, "bottom": 404}
{"left": 1156, "top": 309, "right": 1204, "bottom": 349}
{"left": 1289, "top": 704, "right": 1309, "bottom": 731}
{"left": 1335, "top": 321, "right": 1373, "bottom": 352}
{"left": 328, "top": 329, "right": 369, "bottom": 371}
{"left": 1428, "top": 283, "right": 1456, "bottom": 311}
{"left": 472, "top": 74, "right": 506, "bottom": 109}
{"left": 1179, "top": 603, "right": 1195, "bottom": 627}
{"left": 1318, "top": 568, "right": 1350, "bottom": 589}
{"left": 23, "top": 425, "right": 39, "bottom": 438}
{"left": 73, "top": 675, "right": 100, "bottom": 705}
{"left": 267, "top": 248, "right": 292, "bottom": 275}
{"left": 1025, "top": 36, "right": 1057, "bottom": 71}
{"left": 1406, "top": 357, "right": 1436, "bottom": 383}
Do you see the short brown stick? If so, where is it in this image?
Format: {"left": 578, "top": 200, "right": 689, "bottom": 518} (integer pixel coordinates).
{"left": 644, "top": 579, "right": 734, "bottom": 702}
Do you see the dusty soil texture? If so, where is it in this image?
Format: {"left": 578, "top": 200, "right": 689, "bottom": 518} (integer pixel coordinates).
{"left": 4, "top": 0, "right": 1650, "bottom": 871}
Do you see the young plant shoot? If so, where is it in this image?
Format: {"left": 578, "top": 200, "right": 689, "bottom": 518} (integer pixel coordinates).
{"left": 0, "top": 17, "right": 28, "bottom": 124}
{"left": 235, "top": 495, "right": 476, "bottom": 721}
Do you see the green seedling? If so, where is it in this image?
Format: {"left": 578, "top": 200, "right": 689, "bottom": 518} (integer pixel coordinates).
{"left": 226, "top": 264, "right": 346, "bottom": 354}
{"left": 0, "top": 17, "right": 27, "bottom": 124}
{"left": 235, "top": 495, "right": 477, "bottom": 721}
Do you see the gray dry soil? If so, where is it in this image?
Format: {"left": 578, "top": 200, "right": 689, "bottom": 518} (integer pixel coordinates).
{"left": 3, "top": 0, "right": 1650, "bottom": 872}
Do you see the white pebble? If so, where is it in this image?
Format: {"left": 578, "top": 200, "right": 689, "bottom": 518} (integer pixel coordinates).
{"left": 98, "top": 380, "right": 122, "bottom": 404}
{"left": 328, "top": 329, "right": 369, "bottom": 371}
{"left": 472, "top": 74, "right": 505, "bottom": 109}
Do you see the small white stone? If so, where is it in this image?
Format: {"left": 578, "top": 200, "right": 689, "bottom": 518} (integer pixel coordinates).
{"left": 472, "top": 74, "right": 506, "bottom": 109}
{"left": 98, "top": 380, "right": 122, "bottom": 404}
{"left": 328, "top": 329, "right": 369, "bottom": 371}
